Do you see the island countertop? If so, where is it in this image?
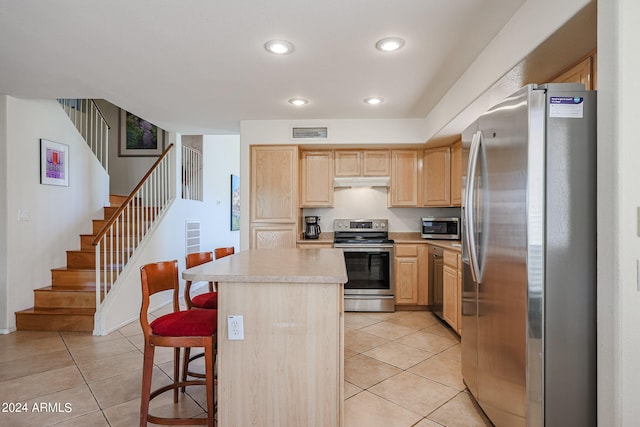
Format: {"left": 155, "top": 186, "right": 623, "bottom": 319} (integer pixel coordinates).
{"left": 182, "top": 248, "right": 348, "bottom": 284}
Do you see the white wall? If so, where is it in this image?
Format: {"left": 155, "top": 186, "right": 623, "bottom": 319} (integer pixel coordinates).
{"left": 2, "top": 97, "right": 109, "bottom": 332}
{"left": 598, "top": 0, "right": 640, "bottom": 424}
{"left": 95, "top": 100, "right": 159, "bottom": 196}
{"left": 421, "top": 0, "right": 593, "bottom": 142}
{"left": 303, "top": 187, "right": 459, "bottom": 233}
{"left": 180, "top": 133, "right": 241, "bottom": 252}
{"left": 0, "top": 96, "right": 8, "bottom": 331}
{"left": 202, "top": 134, "right": 240, "bottom": 250}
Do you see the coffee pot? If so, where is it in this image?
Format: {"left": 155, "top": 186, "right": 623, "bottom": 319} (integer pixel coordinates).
{"left": 304, "top": 216, "right": 321, "bottom": 239}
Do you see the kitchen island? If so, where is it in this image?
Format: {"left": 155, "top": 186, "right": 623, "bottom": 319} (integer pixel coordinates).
{"left": 183, "top": 248, "right": 348, "bottom": 427}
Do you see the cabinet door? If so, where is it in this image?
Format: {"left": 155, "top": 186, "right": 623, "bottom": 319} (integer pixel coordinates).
{"left": 251, "top": 224, "right": 297, "bottom": 249}
{"left": 250, "top": 145, "right": 298, "bottom": 223}
{"left": 334, "top": 150, "right": 361, "bottom": 176}
{"left": 450, "top": 141, "right": 462, "bottom": 206}
{"left": 395, "top": 256, "right": 419, "bottom": 304}
{"left": 443, "top": 264, "right": 458, "bottom": 330}
{"left": 389, "top": 150, "right": 419, "bottom": 207}
{"left": 423, "top": 146, "right": 451, "bottom": 207}
{"left": 362, "top": 150, "right": 390, "bottom": 176}
{"left": 300, "top": 150, "right": 333, "bottom": 207}
{"left": 552, "top": 56, "right": 593, "bottom": 90}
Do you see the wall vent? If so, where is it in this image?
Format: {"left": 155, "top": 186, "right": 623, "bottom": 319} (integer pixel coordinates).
{"left": 185, "top": 221, "right": 201, "bottom": 254}
{"left": 291, "top": 126, "right": 329, "bottom": 140}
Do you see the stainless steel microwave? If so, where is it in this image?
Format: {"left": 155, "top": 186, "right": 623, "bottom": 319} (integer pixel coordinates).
{"left": 421, "top": 217, "right": 460, "bottom": 240}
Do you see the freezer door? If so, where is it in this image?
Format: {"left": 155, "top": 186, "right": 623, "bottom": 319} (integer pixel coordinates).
{"left": 473, "top": 85, "right": 545, "bottom": 427}
{"left": 460, "top": 120, "right": 479, "bottom": 399}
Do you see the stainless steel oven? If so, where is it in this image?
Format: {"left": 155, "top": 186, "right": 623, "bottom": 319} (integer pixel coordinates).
{"left": 333, "top": 219, "right": 395, "bottom": 312}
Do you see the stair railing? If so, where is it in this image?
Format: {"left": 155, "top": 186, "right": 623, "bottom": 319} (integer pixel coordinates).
{"left": 182, "top": 144, "right": 203, "bottom": 201}
{"left": 92, "top": 144, "right": 175, "bottom": 307}
{"left": 57, "top": 99, "right": 110, "bottom": 172}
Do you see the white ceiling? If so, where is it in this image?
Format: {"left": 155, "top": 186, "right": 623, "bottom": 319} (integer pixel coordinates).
{"left": 0, "top": 0, "right": 526, "bottom": 135}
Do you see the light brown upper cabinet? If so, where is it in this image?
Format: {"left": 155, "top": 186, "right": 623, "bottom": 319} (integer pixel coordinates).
{"left": 334, "top": 150, "right": 361, "bottom": 176}
{"left": 389, "top": 150, "right": 419, "bottom": 207}
{"left": 362, "top": 150, "right": 390, "bottom": 176}
{"left": 423, "top": 146, "right": 451, "bottom": 207}
{"left": 300, "top": 150, "right": 333, "bottom": 207}
{"left": 334, "top": 149, "right": 390, "bottom": 177}
{"left": 551, "top": 54, "right": 595, "bottom": 90}
{"left": 250, "top": 145, "right": 298, "bottom": 249}
{"left": 450, "top": 140, "right": 462, "bottom": 206}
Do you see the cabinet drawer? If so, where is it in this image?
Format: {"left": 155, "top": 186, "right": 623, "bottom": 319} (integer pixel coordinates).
{"left": 395, "top": 244, "right": 419, "bottom": 257}
{"left": 443, "top": 250, "right": 458, "bottom": 267}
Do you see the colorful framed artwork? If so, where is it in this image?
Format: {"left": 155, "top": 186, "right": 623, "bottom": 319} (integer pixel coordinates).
{"left": 40, "top": 139, "right": 69, "bottom": 186}
{"left": 230, "top": 174, "right": 240, "bottom": 231}
{"left": 119, "top": 109, "right": 164, "bottom": 157}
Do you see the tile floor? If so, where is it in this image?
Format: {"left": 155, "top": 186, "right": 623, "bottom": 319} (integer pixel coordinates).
{"left": 343, "top": 310, "right": 491, "bottom": 427}
{"left": 0, "top": 308, "right": 491, "bottom": 426}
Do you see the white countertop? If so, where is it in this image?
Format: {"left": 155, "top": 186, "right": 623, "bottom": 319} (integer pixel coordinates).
{"left": 182, "top": 248, "right": 348, "bottom": 284}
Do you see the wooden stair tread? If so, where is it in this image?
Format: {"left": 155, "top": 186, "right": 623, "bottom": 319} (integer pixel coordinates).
{"left": 51, "top": 266, "right": 121, "bottom": 273}
{"left": 36, "top": 285, "right": 99, "bottom": 292}
{"left": 16, "top": 307, "right": 96, "bottom": 315}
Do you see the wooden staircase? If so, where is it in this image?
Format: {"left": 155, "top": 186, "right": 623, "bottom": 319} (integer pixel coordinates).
{"left": 15, "top": 195, "right": 131, "bottom": 332}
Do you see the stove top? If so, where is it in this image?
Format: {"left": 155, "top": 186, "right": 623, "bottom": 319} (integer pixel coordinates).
{"left": 333, "top": 219, "right": 393, "bottom": 245}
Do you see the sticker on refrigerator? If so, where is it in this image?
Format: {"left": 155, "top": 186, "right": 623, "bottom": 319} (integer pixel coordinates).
{"left": 549, "top": 96, "right": 584, "bottom": 118}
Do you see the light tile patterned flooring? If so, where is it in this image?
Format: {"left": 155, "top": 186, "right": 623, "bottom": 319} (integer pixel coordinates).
{"left": 343, "top": 310, "right": 491, "bottom": 427}
{"left": 0, "top": 308, "right": 491, "bottom": 426}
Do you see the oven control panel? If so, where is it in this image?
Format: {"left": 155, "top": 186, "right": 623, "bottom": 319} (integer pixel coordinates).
{"left": 334, "top": 219, "right": 388, "bottom": 232}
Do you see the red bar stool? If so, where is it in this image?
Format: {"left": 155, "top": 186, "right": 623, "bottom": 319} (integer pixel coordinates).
{"left": 184, "top": 251, "right": 217, "bottom": 311}
{"left": 181, "top": 248, "right": 235, "bottom": 388}
{"left": 139, "top": 260, "right": 216, "bottom": 427}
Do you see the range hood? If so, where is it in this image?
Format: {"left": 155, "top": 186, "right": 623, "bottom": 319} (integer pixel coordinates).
{"left": 333, "top": 176, "right": 390, "bottom": 188}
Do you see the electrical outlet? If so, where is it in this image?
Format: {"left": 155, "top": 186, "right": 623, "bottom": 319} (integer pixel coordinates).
{"left": 227, "top": 315, "right": 244, "bottom": 340}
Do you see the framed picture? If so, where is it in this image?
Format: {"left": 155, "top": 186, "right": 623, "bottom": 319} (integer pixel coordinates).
{"left": 230, "top": 174, "right": 240, "bottom": 231}
{"left": 119, "top": 109, "right": 164, "bottom": 157}
{"left": 40, "top": 139, "right": 69, "bottom": 186}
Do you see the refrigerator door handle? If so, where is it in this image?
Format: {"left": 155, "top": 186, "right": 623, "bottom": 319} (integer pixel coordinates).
{"left": 464, "top": 131, "right": 482, "bottom": 283}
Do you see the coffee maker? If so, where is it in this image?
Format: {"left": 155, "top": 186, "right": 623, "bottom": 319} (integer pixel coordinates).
{"left": 303, "top": 216, "right": 321, "bottom": 239}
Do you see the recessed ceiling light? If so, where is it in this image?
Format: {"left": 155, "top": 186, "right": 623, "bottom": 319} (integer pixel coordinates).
{"left": 288, "top": 98, "right": 308, "bottom": 106}
{"left": 264, "top": 40, "right": 294, "bottom": 55}
{"left": 375, "top": 37, "right": 405, "bottom": 52}
{"left": 364, "top": 97, "right": 384, "bottom": 105}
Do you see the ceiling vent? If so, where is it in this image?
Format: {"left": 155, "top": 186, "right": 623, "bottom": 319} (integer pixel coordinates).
{"left": 291, "top": 126, "right": 329, "bottom": 140}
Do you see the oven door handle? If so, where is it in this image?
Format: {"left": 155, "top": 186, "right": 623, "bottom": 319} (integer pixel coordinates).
{"left": 333, "top": 244, "right": 394, "bottom": 251}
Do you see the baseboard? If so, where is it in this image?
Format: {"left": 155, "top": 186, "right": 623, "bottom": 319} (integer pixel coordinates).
{"left": 0, "top": 326, "right": 17, "bottom": 334}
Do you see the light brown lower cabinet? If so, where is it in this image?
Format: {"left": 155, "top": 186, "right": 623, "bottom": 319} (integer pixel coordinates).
{"left": 251, "top": 224, "right": 297, "bottom": 249}
{"left": 394, "top": 244, "right": 428, "bottom": 305}
{"left": 443, "top": 249, "right": 462, "bottom": 334}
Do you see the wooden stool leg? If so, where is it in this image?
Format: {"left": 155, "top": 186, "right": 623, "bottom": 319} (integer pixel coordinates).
{"left": 173, "top": 347, "right": 181, "bottom": 403}
{"left": 140, "top": 343, "right": 155, "bottom": 427}
{"left": 181, "top": 347, "right": 191, "bottom": 393}
{"left": 204, "top": 339, "right": 215, "bottom": 427}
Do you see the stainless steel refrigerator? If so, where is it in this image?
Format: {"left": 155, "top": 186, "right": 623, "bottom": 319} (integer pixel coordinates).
{"left": 461, "top": 83, "right": 596, "bottom": 427}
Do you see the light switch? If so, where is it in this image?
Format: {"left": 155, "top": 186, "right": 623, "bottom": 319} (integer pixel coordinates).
{"left": 18, "top": 209, "right": 30, "bottom": 221}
